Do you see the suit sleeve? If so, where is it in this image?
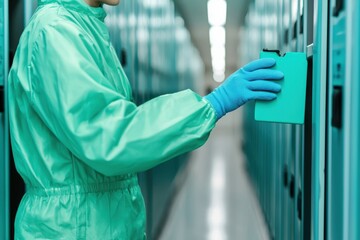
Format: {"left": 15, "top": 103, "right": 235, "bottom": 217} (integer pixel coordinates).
{"left": 28, "top": 21, "right": 217, "bottom": 176}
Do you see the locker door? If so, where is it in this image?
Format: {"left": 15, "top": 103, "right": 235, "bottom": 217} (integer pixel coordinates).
{"left": 343, "top": 0, "right": 359, "bottom": 239}
{"left": 289, "top": 2, "right": 300, "bottom": 240}
{"left": 291, "top": 1, "right": 308, "bottom": 240}
{"left": 0, "top": 0, "right": 9, "bottom": 239}
{"left": 301, "top": 3, "right": 314, "bottom": 240}
{"left": 281, "top": 1, "right": 292, "bottom": 238}
{"left": 273, "top": 2, "right": 283, "bottom": 239}
{"left": 311, "top": 0, "right": 328, "bottom": 240}
{"left": 327, "top": 0, "right": 346, "bottom": 239}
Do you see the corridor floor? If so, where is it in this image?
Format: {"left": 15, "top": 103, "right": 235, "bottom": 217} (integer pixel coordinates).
{"left": 159, "top": 112, "right": 270, "bottom": 240}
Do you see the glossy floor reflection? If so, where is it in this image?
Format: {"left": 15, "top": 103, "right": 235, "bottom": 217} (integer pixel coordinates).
{"left": 159, "top": 111, "right": 270, "bottom": 240}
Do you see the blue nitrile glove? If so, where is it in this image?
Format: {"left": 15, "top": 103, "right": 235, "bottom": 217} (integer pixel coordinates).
{"left": 204, "top": 58, "right": 284, "bottom": 120}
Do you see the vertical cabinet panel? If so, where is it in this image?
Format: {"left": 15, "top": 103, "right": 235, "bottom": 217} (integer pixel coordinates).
{"left": 311, "top": 0, "right": 328, "bottom": 240}
{"left": 0, "top": 0, "right": 9, "bottom": 240}
{"left": 327, "top": 0, "right": 346, "bottom": 239}
{"left": 347, "top": 2, "right": 360, "bottom": 239}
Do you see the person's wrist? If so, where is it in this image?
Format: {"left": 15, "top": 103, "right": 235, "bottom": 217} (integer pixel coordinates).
{"left": 203, "top": 92, "right": 225, "bottom": 120}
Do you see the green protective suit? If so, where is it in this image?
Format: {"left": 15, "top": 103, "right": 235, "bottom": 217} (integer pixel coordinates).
{"left": 8, "top": 0, "right": 216, "bottom": 239}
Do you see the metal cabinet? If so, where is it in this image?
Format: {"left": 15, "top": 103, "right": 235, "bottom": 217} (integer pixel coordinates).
{"left": 346, "top": 2, "right": 360, "bottom": 239}
{"left": 241, "top": 0, "right": 360, "bottom": 239}
{"left": 241, "top": 0, "right": 322, "bottom": 239}
{"left": 327, "top": 1, "right": 360, "bottom": 240}
{"left": 327, "top": 0, "right": 346, "bottom": 239}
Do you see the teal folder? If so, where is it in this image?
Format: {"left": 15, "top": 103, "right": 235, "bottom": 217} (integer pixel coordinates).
{"left": 255, "top": 50, "right": 308, "bottom": 124}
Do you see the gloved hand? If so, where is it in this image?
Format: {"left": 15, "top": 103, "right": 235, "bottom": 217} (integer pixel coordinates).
{"left": 204, "top": 58, "right": 284, "bottom": 120}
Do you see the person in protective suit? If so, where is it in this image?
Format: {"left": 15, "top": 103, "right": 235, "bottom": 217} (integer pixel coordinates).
{"left": 8, "top": 0, "right": 283, "bottom": 239}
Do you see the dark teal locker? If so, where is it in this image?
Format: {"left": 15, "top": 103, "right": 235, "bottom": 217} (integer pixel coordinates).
{"left": 327, "top": 0, "right": 360, "bottom": 240}
{"left": 282, "top": 1, "right": 292, "bottom": 239}
{"left": 0, "top": 0, "right": 9, "bottom": 239}
{"left": 347, "top": 2, "right": 360, "bottom": 238}
{"left": 327, "top": 0, "right": 346, "bottom": 239}
{"left": 301, "top": 2, "right": 315, "bottom": 240}
{"left": 241, "top": 0, "right": 319, "bottom": 239}
{"left": 277, "top": 2, "right": 286, "bottom": 240}
{"left": 294, "top": 1, "right": 308, "bottom": 240}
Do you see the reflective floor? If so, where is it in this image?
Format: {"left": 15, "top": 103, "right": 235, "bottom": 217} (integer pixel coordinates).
{"left": 159, "top": 111, "right": 270, "bottom": 240}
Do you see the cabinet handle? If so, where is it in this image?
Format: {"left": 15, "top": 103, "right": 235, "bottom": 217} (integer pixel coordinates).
{"left": 283, "top": 165, "right": 289, "bottom": 187}
{"left": 289, "top": 175, "right": 295, "bottom": 199}
{"left": 297, "top": 189, "right": 302, "bottom": 220}
{"left": 331, "top": 86, "right": 342, "bottom": 128}
{"left": 333, "top": 0, "right": 344, "bottom": 17}
{"left": 0, "top": 86, "right": 4, "bottom": 113}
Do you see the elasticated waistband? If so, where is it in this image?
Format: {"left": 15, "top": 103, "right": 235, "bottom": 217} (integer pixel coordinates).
{"left": 26, "top": 174, "right": 138, "bottom": 196}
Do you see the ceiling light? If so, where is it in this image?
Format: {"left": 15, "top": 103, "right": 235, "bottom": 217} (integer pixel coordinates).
{"left": 213, "top": 72, "right": 225, "bottom": 82}
{"left": 211, "top": 46, "right": 226, "bottom": 60}
{"left": 209, "top": 26, "right": 226, "bottom": 46}
{"left": 207, "top": 0, "right": 227, "bottom": 26}
{"left": 212, "top": 57, "right": 225, "bottom": 70}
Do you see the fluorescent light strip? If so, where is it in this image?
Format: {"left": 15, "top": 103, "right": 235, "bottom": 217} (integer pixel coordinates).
{"left": 207, "top": 0, "right": 227, "bottom": 26}
{"left": 213, "top": 72, "right": 225, "bottom": 83}
{"left": 208, "top": 0, "right": 227, "bottom": 82}
{"left": 209, "top": 26, "right": 226, "bottom": 46}
{"left": 211, "top": 46, "right": 226, "bottom": 60}
{"left": 212, "top": 58, "right": 225, "bottom": 71}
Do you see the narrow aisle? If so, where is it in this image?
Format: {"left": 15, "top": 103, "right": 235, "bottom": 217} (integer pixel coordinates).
{"left": 159, "top": 112, "right": 270, "bottom": 240}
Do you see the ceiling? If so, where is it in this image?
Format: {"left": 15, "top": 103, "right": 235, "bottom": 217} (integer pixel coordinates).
{"left": 173, "top": 0, "right": 252, "bottom": 76}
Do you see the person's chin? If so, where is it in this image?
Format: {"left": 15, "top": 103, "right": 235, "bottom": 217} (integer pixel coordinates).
{"left": 105, "top": 0, "right": 120, "bottom": 6}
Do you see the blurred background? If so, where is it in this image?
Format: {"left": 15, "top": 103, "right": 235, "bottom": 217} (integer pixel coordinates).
{"left": 1, "top": 0, "right": 360, "bottom": 239}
